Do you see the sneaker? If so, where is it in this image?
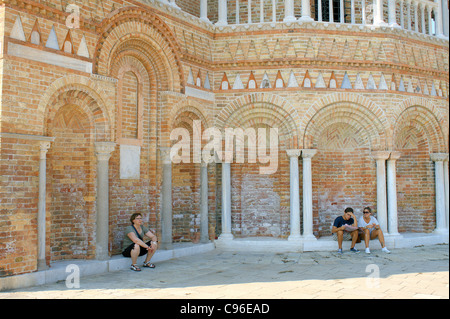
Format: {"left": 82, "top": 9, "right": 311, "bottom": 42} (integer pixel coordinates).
{"left": 382, "top": 247, "right": 391, "bottom": 254}
{"left": 365, "top": 248, "right": 371, "bottom": 254}
{"left": 350, "top": 248, "right": 360, "bottom": 253}
{"left": 337, "top": 248, "right": 343, "bottom": 254}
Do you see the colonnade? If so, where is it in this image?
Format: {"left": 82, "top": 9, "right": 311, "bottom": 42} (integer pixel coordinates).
{"left": 30, "top": 139, "right": 449, "bottom": 265}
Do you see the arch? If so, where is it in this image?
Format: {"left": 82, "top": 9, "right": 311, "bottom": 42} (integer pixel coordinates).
{"left": 392, "top": 97, "right": 448, "bottom": 152}
{"left": 216, "top": 93, "right": 300, "bottom": 149}
{"left": 302, "top": 93, "right": 388, "bottom": 151}
{"left": 39, "top": 76, "right": 112, "bottom": 141}
{"left": 94, "top": 6, "right": 184, "bottom": 93}
{"left": 393, "top": 105, "right": 446, "bottom": 153}
{"left": 169, "top": 97, "right": 212, "bottom": 131}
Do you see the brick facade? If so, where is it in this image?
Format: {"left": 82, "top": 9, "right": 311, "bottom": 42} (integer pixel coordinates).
{"left": 0, "top": 0, "right": 448, "bottom": 276}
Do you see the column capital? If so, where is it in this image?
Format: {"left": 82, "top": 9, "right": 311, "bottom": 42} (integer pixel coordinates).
{"left": 39, "top": 141, "right": 52, "bottom": 159}
{"left": 286, "top": 149, "right": 301, "bottom": 158}
{"left": 431, "top": 153, "right": 449, "bottom": 162}
{"left": 95, "top": 142, "right": 116, "bottom": 161}
{"left": 302, "top": 149, "right": 318, "bottom": 159}
{"left": 159, "top": 147, "right": 172, "bottom": 164}
{"left": 389, "top": 151, "right": 402, "bottom": 161}
{"left": 371, "top": 151, "right": 391, "bottom": 161}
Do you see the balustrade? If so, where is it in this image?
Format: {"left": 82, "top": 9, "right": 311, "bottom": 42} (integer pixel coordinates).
{"left": 154, "top": 0, "right": 448, "bottom": 39}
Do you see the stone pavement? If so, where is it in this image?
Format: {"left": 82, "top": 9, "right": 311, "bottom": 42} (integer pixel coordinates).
{"left": 1, "top": 244, "right": 448, "bottom": 300}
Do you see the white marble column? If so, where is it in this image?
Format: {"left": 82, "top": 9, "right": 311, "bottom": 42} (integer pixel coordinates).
{"left": 389, "top": 0, "right": 400, "bottom": 27}
{"left": 37, "top": 141, "right": 51, "bottom": 270}
{"left": 329, "top": 0, "right": 334, "bottom": 22}
{"left": 200, "top": 162, "right": 210, "bottom": 243}
{"left": 443, "top": 0, "right": 449, "bottom": 37}
{"left": 200, "top": 0, "right": 211, "bottom": 22}
{"left": 414, "top": 1, "right": 419, "bottom": 32}
{"left": 407, "top": 0, "right": 412, "bottom": 30}
{"left": 284, "top": 0, "right": 297, "bottom": 22}
{"left": 372, "top": 151, "right": 390, "bottom": 234}
{"left": 444, "top": 157, "right": 449, "bottom": 231}
{"left": 287, "top": 150, "right": 301, "bottom": 241}
{"left": 220, "top": 151, "right": 233, "bottom": 240}
{"left": 435, "top": 0, "right": 445, "bottom": 37}
{"left": 428, "top": 5, "right": 434, "bottom": 35}
{"left": 431, "top": 153, "right": 448, "bottom": 234}
{"left": 216, "top": 0, "right": 228, "bottom": 26}
{"left": 160, "top": 147, "right": 173, "bottom": 249}
{"left": 374, "top": 0, "right": 387, "bottom": 26}
{"left": 387, "top": 152, "right": 402, "bottom": 236}
{"left": 94, "top": 142, "right": 116, "bottom": 260}
{"left": 351, "top": 0, "right": 356, "bottom": 24}
{"left": 302, "top": 149, "right": 317, "bottom": 241}
{"left": 421, "top": 3, "right": 426, "bottom": 33}
{"left": 299, "top": 0, "right": 314, "bottom": 21}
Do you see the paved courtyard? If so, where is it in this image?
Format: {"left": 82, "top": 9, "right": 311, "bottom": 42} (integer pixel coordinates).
{"left": 1, "top": 244, "right": 448, "bottom": 300}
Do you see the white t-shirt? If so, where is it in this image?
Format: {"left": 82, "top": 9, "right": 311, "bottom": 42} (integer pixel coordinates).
{"left": 358, "top": 216, "right": 379, "bottom": 229}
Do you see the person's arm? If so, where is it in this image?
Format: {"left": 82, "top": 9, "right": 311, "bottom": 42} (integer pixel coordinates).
{"left": 127, "top": 232, "right": 150, "bottom": 249}
{"left": 349, "top": 213, "right": 358, "bottom": 227}
{"left": 145, "top": 230, "right": 157, "bottom": 243}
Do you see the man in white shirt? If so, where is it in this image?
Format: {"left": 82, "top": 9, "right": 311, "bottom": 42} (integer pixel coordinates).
{"left": 358, "top": 207, "right": 390, "bottom": 254}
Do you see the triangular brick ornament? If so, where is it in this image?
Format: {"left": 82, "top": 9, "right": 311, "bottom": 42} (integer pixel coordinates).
{"left": 379, "top": 73, "right": 388, "bottom": 90}
{"left": 274, "top": 71, "right": 285, "bottom": 88}
{"left": 247, "top": 40, "right": 259, "bottom": 60}
{"left": 29, "top": 19, "right": 42, "bottom": 45}
{"left": 329, "top": 72, "right": 338, "bottom": 89}
{"left": 398, "top": 76, "right": 406, "bottom": 92}
{"left": 221, "top": 73, "right": 230, "bottom": 90}
{"left": 302, "top": 70, "right": 312, "bottom": 88}
{"left": 341, "top": 72, "right": 352, "bottom": 89}
{"left": 259, "top": 40, "right": 272, "bottom": 60}
{"left": 315, "top": 72, "right": 326, "bottom": 88}
{"left": 204, "top": 73, "right": 211, "bottom": 90}
{"left": 187, "top": 68, "right": 195, "bottom": 85}
{"left": 366, "top": 73, "right": 377, "bottom": 90}
{"left": 406, "top": 78, "right": 414, "bottom": 93}
{"left": 196, "top": 70, "right": 202, "bottom": 87}
{"left": 45, "top": 25, "right": 60, "bottom": 50}
{"left": 317, "top": 38, "right": 329, "bottom": 59}
{"left": 304, "top": 38, "right": 316, "bottom": 59}
{"left": 287, "top": 70, "right": 299, "bottom": 88}
{"left": 62, "top": 30, "right": 74, "bottom": 54}
{"left": 260, "top": 72, "right": 271, "bottom": 89}
{"left": 247, "top": 72, "right": 258, "bottom": 89}
{"left": 353, "top": 41, "right": 364, "bottom": 60}
{"left": 355, "top": 73, "right": 365, "bottom": 90}
{"left": 11, "top": 15, "right": 26, "bottom": 41}
{"left": 234, "top": 41, "right": 245, "bottom": 61}
{"left": 285, "top": 39, "right": 297, "bottom": 59}
{"left": 272, "top": 39, "right": 284, "bottom": 59}
{"left": 430, "top": 82, "right": 437, "bottom": 96}
{"left": 423, "top": 80, "right": 429, "bottom": 95}
{"left": 232, "top": 73, "right": 244, "bottom": 90}
{"left": 77, "top": 34, "right": 90, "bottom": 58}
{"left": 390, "top": 74, "right": 397, "bottom": 91}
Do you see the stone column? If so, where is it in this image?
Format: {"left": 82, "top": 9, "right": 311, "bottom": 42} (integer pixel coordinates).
{"left": 160, "top": 147, "right": 173, "bottom": 249}
{"left": 387, "top": 152, "right": 402, "bottom": 236}
{"left": 284, "top": 0, "right": 296, "bottom": 22}
{"left": 302, "top": 149, "right": 317, "bottom": 241}
{"left": 37, "top": 141, "right": 51, "bottom": 270}
{"left": 200, "top": 162, "right": 210, "bottom": 243}
{"left": 374, "top": 0, "right": 387, "bottom": 26}
{"left": 435, "top": 0, "right": 445, "bottom": 37}
{"left": 200, "top": 0, "right": 211, "bottom": 22}
{"left": 389, "top": 0, "right": 400, "bottom": 27}
{"left": 216, "top": 0, "right": 228, "bottom": 26}
{"left": 94, "top": 142, "right": 116, "bottom": 260}
{"left": 444, "top": 157, "right": 449, "bottom": 230}
{"left": 219, "top": 151, "right": 233, "bottom": 240}
{"left": 443, "top": 0, "right": 449, "bottom": 37}
{"left": 407, "top": 0, "right": 412, "bottom": 30}
{"left": 372, "top": 151, "right": 390, "bottom": 234}
{"left": 431, "top": 153, "right": 448, "bottom": 233}
{"left": 287, "top": 150, "right": 301, "bottom": 241}
{"left": 299, "top": 0, "right": 313, "bottom": 21}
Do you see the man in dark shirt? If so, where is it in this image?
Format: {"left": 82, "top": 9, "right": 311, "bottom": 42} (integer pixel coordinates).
{"left": 331, "top": 207, "right": 360, "bottom": 254}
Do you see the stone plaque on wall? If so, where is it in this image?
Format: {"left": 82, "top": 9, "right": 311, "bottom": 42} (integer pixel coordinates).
{"left": 120, "top": 144, "right": 141, "bottom": 179}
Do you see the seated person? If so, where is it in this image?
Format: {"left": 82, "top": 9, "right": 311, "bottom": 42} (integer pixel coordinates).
{"left": 358, "top": 207, "right": 390, "bottom": 254}
{"left": 331, "top": 207, "right": 360, "bottom": 254}
{"left": 122, "top": 213, "right": 158, "bottom": 271}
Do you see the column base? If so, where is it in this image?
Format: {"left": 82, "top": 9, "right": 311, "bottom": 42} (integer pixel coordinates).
{"left": 38, "top": 259, "right": 49, "bottom": 271}
{"left": 298, "top": 16, "right": 314, "bottom": 22}
{"left": 302, "top": 234, "right": 317, "bottom": 241}
{"left": 283, "top": 16, "right": 297, "bottom": 23}
{"left": 218, "top": 233, "right": 234, "bottom": 241}
{"left": 287, "top": 234, "right": 302, "bottom": 242}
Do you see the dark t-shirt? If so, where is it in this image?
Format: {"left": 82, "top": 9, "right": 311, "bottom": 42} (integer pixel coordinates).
{"left": 333, "top": 216, "right": 354, "bottom": 228}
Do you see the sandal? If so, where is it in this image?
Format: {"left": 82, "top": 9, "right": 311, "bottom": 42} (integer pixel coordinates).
{"left": 130, "top": 264, "right": 141, "bottom": 271}
{"left": 143, "top": 262, "right": 156, "bottom": 268}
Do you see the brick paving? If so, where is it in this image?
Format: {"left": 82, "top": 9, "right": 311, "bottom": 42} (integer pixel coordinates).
{"left": 1, "top": 244, "right": 448, "bottom": 300}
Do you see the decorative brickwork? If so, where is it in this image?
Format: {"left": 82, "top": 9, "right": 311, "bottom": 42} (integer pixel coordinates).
{"left": 0, "top": 0, "right": 448, "bottom": 277}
